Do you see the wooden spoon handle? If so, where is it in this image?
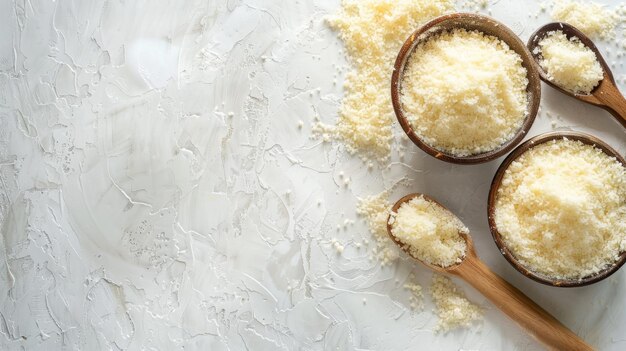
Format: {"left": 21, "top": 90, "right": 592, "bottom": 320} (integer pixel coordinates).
{"left": 595, "top": 84, "right": 626, "bottom": 128}
{"left": 455, "top": 257, "right": 595, "bottom": 351}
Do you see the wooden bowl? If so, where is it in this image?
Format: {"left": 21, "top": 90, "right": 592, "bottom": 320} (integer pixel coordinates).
{"left": 391, "top": 13, "right": 541, "bottom": 164}
{"left": 488, "top": 131, "right": 626, "bottom": 287}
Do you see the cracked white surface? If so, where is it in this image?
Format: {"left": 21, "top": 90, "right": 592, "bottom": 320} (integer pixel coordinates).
{"left": 1, "top": 0, "right": 626, "bottom": 350}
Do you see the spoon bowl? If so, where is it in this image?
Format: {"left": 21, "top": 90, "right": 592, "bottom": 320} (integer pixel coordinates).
{"left": 528, "top": 22, "right": 626, "bottom": 127}
{"left": 387, "top": 193, "right": 593, "bottom": 350}
{"left": 386, "top": 193, "right": 475, "bottom": 273}
{"left": 391, "top": 13, "right": 541, "bottom": 164}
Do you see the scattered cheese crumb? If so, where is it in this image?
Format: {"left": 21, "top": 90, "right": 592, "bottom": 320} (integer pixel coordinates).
{"left": 404, "top": 273, "right": 424, "bottom": 310}
{"left": 550, "top": 120, "right": 558, "bottom": 129}
{"left": 389, "top": 195, "right": 467, "bottom": 267}
{"left": 314, "top": 0, "right": 454, "bottom": 161}
{"left": 461, "top": 0, "right": 489, "bottom": 12}
{"left": 357, "top": 191, "right": 400, "bottom": 266}
{"left": 494, "top": 138, "right": 626, "bottom": 280}
{"left": 334, "top": 241, "right": 345, "bottom": 254}
{"left": 401, "top": 29, "right": 528, "bottom": 156}
{"left": 537, "top": 30, "right": 603, "bottom": 94}
{"left": 551, "top": 0, "right": 617, "bottom": 39}
{"left": 430, "top": 274, "right": 483, "bottom": 332}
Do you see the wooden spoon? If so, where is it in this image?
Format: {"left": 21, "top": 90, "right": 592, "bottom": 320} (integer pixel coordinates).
{"left": 387, "top": 193, "right": 594, "bottom": 351}
{"left": 528, "top": 22, "right": 626, "bottom": 128}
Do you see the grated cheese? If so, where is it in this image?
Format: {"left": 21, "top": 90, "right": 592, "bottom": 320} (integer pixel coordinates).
{"left": 551, "top": 0, "right": 617, "bottom": 39}
{"left": 388, "top": 195, "right": 467, "bottom": 267}
{"left": 537, "top": 30, "right": 603, "bottom": 94}
{"left": 430, "top": 274, "right": 483, "bottom": 332}
{"left": 404, "top": 273, "right": 424, "bottom": 310}
{"left": 357, "top": 191, "right": 399, "bottom": 266}
{"left": 494, "top": 138, "right": 626, "bottom": 280}
{"left": 315, "top": 0, "right": 454, "bottom": 161}
{"left": 461, "top": 0, "right": 489, "bottom": 12}
{"left": 401, "top": 29, "right": 529, "bottom": 156}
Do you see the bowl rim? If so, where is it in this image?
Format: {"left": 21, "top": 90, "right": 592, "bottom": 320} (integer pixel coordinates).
{"left": 487, "top": 131, "right": 626, "bottom": 287}
{"left": 390, "top": 12, "right": 541, "bottom": 164}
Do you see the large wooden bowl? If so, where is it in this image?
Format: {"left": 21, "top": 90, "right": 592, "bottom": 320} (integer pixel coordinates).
{"left": 488, "top": 131, "right": 626, "bottom": 287}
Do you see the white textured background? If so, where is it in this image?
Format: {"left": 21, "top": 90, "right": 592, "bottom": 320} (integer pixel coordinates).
{"left": 1, "top": 0, "right": 626, "bottom": 350}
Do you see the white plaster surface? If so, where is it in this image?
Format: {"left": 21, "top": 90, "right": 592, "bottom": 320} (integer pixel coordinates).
{"left": 1, "top": 0, "right": 626, "bottom": 350}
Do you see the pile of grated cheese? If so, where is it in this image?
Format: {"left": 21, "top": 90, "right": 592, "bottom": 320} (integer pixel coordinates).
{"left": 430, "top": 274, "right": 483, "bottom": 332}
{"left": 388, "top": 195, "right": 468, "bottom": 267}
{"left": 551, "top": 0, "right": 617, "bottom": 40}
{"left": 494, "top": 138, "right": 626, "bottom": 280}
{"left": 314, "top": 0, "right": 454, "bottom": 161}
{"left": 357, "top": 191, "right": 399, "bottom": 266}
{"left": 400, "top": 29, "right": 529, "bottom": 156}
{"left": 537, "top": 31, "right": 604, "bottom": 94}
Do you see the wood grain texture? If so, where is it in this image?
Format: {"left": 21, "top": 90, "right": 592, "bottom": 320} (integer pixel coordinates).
{"left": 592, "top": 79, "right": 626, "bottom": 128}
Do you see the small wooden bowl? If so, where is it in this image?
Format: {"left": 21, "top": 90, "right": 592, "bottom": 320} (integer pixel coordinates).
{"left": 488, "top": 131, "right": 626, "bottom": 287}
{"left": 391, "top": 13, "right": 541, "bottom": 164}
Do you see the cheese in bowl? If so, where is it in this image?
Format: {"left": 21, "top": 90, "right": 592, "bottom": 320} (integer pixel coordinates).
{"left": 400, "top": 28, "right": 529, "bottom": 157}
{"left": 492, "top": 136, "right": 626, "bottom": 282}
